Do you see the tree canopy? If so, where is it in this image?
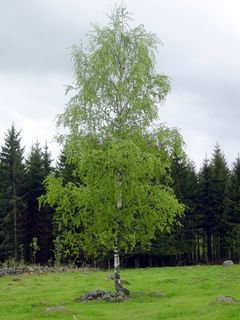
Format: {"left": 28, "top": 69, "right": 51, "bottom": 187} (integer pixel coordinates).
{"left": 42, "top": 4, "right": 185, "bottom": 293}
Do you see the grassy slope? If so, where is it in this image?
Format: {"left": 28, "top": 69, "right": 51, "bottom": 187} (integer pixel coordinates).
{"left": 1, "top": 266, "right": 240, "bottom": 319}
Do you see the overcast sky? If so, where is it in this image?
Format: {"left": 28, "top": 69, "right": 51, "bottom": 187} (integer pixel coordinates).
{"left": 0, "top": 0, "right": 240, "bottom": 169}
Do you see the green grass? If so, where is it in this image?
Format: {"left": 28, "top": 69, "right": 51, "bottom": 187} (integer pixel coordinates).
{"left": 1, "top": 265, "right": 240, "bottom": 319}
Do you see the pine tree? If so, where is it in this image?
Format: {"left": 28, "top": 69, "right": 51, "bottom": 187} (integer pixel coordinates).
{"left": 25, "top": 142, "right": 43, "bottom": 262}
{"left": 25, "top": 142, "right": 53, "bottom": 263}
{"left": 56, "top": 148, "right": 77, "bottom": 184}
{"left": 170, "top": 158, "right": 199, "bottom": 263}
{"left": 210, "top": 144, "right": 230, "bottom": 260}
{"left": 225, "top": 156, "right": 240, "bottom": 259}
{"left": 0, "top": 125, "right": 26, "bottom": 260}
{"left": 198, "top": 158, "right": 212, "bottom": 262}
{"left": 38, "top": 144, "right": 53, "bottom": 263}
{"left": 42, "top": 143, "right": 52, "bottom": 177}
{"left": 198, "top": 145, "right": 230, "bottom": 262}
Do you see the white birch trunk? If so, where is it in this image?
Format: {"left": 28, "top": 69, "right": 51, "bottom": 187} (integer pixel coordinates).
{"left": 114, "top": 238, "right": 122, "bottom": 292}
{"left": 114, "top": 170, "right": 123, "bottom": 292}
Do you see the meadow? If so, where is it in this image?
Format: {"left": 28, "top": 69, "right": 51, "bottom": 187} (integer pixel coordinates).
{"left": 1, "top": 265, "right": 240, "bottom": 319}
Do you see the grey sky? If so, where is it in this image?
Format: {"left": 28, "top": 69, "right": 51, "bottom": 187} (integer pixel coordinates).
{"left": 0, "top": 0, "right": 240, "bottom": 168}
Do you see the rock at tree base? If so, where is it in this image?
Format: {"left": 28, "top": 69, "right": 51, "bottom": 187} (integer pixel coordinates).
{"left": 216, "top": 295, "right": 237, "bottom": 303}
{"left": 148, "top": 292, "right": 167, "bottom": 297}
{"left": 80, "top": 290, "right": 129, "bottom": 303}
{"left": 222, "top": 260, "right": 234, "bottom": 267}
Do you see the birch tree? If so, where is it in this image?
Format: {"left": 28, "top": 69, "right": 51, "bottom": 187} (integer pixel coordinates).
{"left": 42, "top": 5, "right": 185, "bottom": 294}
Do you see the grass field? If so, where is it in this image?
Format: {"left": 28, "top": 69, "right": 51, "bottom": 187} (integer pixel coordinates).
{"left": 1, "top": 265, "right": 240, "bottom": 319}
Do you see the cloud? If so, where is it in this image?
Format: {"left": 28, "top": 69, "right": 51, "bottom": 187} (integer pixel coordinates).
{"left": 0, "top": 0, "right": 240, "bottom": 168}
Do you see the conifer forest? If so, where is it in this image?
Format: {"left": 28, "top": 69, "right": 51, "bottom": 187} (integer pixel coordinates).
{"left": 1, "top": 124, "right": 239, "bottom": 268}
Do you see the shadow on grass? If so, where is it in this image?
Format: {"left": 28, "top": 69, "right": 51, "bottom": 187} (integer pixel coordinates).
{"left": 130, "top": 291, "right": 171, "bottom": 302}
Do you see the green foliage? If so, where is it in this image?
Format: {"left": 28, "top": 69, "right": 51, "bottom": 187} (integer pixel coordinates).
{"left": 42, "top": 4, "right": 184, "bottom": 263}
{"left": 57, "top": 4, "right": 170, "bottom": 148}
{"left": 53, "top": 236, "right": 63, "bottom": 266}
{"left": 44, "top": 132, "right": 184, "bottom": 257}
{"left": 18, "top": 244, "right": 25, "bottom": 264}
{"left": 29, "top": 237, "right": 40, "bottom": 264}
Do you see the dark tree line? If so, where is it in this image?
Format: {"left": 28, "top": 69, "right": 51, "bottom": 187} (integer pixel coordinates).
{"left": 1, "top": 125, "right": 240, "bottom": 266}
{"left": 150, "top": 145, "right": 240, "bottom": 266}
{"left": 0, "top": 125, "right": 53, "bottom": 263}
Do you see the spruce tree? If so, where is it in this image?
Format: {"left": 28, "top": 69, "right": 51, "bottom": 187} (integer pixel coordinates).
{"left": 0, "top": 125, "right": 26, "bottom": 260}
{"left": 56, "top": 148, "right": 77, "bottom": 184}
{"left": 210, "top": 144, "right": 230, "bottom": 260}
{"left": 38, "top": 144, "right": 54, "bottom": 263}
{"left": 170, "top": 158, "right": 199, "bottom": 263}
{"left": 198, "top": 158, "right": 212, "bottom": 262}
{"left": 25, "top": 142, "right": 53, "bottom": 263}
{"left": 198, "top": 145, "right": 230, "bottom": 262}
{"left": 225, "top": 157, "right": 240, "bottom": 259}
{"left": 42, "top": 144, "right": 52, "bottom": 177}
